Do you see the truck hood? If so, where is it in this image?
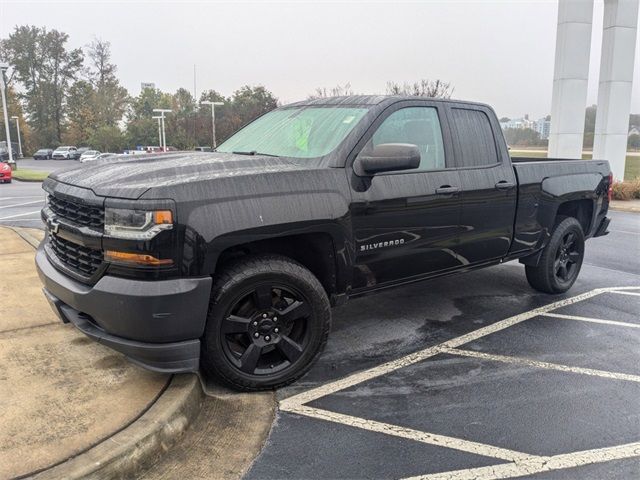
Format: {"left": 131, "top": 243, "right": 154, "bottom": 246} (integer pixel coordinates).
{"left": 50, "top": 151, "right": 303, "bottom": 199}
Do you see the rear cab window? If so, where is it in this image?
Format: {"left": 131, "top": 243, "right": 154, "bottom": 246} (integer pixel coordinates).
{"left": 449, "top": 108, "right": 499, "bottom": 168}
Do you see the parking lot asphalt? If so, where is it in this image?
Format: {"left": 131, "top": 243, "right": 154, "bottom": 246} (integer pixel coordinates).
{"left": 247, "top": 213, "right": 640, "bottom": 480}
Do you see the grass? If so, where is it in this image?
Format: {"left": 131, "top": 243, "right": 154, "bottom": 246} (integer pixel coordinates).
{"left": 12, "top": 169, "right": 50, "bottom": 182}
{"left": 509, "top": 149, "right": 640, "bottom": 180}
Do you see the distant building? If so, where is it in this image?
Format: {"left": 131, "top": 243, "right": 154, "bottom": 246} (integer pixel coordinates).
{"left": 629, "top": 126, "right": 640, "bottom": 137}
{"left": 535, "top": 117, "right": 551, "bottom": 139}
{"left": 500, "top": 115, "right": 551, "bottom": 140}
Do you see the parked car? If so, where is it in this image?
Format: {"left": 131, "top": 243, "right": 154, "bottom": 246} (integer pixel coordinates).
{"left": 37, "top": 96, "right": 612, "bottom": 391}
{"left": 0, "top": 141, "right": 18, "bottom": 161}
{"left": 144, "top": 146, "right": 163, "bottom": 153}
{"left": 124, "top": 150, "right": 149, "bottom": 155}
{"left": 73, "top": 147, "right": 91, "bottom": 160}
{"left": 52, "top": 146, "right": 77, "bottom": 160}
{"left": 195, "top": 146, "right": 212, "bottom": 152}
{"left": 0, "top": 161, "right": 12, "bottom": 183}
{"left": 33, "top": 149, "right": 53, "bottom": 160}
{"left": 79, "top": 150, "right": 101, "bottom": 163}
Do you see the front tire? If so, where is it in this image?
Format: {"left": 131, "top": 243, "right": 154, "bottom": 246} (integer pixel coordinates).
{"left": 201, "top": 255, "right": 331, "bottom": 391}
{"left": 525, "top": 216, "right": 585, "bottom": 294}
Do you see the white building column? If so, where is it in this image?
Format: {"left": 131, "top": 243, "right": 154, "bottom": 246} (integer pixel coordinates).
{"left": 592, "top": 0, "right": 639, "bottom": 180}
{"left": 548, "top": 0, "right": 595, "bottom": 159}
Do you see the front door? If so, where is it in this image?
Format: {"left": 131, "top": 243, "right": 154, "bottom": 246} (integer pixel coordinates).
{"left": 349, "top": 101, "right": 464, "bottom": 292}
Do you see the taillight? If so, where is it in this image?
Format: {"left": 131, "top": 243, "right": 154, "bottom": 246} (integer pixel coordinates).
{"left": 607, "top": 173, "right": 613, "bottom": 202}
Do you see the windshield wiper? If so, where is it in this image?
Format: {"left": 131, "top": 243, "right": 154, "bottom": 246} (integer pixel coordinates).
{"left": 231, "top": 150, "right": 279, "bottom": 157}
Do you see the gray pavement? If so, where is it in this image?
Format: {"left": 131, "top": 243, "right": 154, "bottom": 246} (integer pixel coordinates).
{"left": 16, "top": 157, "right": 78, "bottom": 172}
{"left": 0, "top": 179, "right": 46, "bottom": 229}
{"left": 247, "top": 212, "right": 640, "bottom": 480}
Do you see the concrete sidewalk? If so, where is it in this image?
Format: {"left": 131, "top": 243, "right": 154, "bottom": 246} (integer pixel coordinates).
{"left": 0, "top": 227, "right": 169, "bottom": 479}
{"left": 610, "top": 199, "right": 640, "bottom": 213}
{"left": 1, "top": 226, "right": 276, "bottom": 479}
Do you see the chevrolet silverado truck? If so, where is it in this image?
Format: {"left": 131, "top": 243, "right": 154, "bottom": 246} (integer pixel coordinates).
{"left": 37, "top": 96, "right": 612, "bottom": 391}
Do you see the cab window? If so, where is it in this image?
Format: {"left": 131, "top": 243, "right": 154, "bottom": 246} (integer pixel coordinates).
{"left": 366, "top": 107, "right": 446, "bottom": 171}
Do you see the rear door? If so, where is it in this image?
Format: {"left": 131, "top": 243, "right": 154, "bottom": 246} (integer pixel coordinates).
{"left": 447, "top": 105, "right": 517, "bottom": 265}
{"left": 349, "top": 100, "right": 464, "bottom": 291}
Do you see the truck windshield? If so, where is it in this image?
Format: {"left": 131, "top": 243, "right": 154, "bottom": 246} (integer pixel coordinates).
{"left": 217, "top": 106, "right": 368, "bottom": 158}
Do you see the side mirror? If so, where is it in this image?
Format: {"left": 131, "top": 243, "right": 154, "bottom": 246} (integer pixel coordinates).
{"left": 356, "top": 143, "right": 420, "bottom": 175}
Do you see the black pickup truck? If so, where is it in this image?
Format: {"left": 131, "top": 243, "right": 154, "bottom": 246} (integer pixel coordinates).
{"left": 37, "top": 96, "right": 612, "bottom": 390}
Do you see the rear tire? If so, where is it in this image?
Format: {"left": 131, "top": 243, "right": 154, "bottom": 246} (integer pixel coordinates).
{"left": 525, "top": 216, "right": 585, "bottom": 294}
{"left": 201, "top": 254, "right": 331, "bottom": 391}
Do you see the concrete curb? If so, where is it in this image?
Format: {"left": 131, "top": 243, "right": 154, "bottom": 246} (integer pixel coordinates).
{"left": 12, "top": 177, "right": 46, "bottom": 183}
{"left": 32, "top": 374, "right": 203, "bottom": 480}
{"left": 8, "top": 226, "right": 42, "bottom": 248}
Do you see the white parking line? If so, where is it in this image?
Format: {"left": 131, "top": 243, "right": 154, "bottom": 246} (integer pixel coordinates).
{"left": 444, "top": 348, "right": 640, "bottom": 383}
{"left": 279, "top": 286, "right": 640, "bottom": 478}
{"left": 403, "top": 442, "right": 640, "bottom": 480}
{"left": 0, "top": 196, "right": 43, "bottom": 201}
{"left": 610, "top": 229, "right": 640, "bottom": 235}
{"left": 540, "top": 312, "right": 640, "bottom": 329}
{"left": 281, "top": 287, "right": 614, "bottom": 410}
{"left": 0, "top": 210, "right": 42, "bottom": 220}
{"left": 286, "top": 405, "right": 534, "bottom": 462}
{"left": 0, "top": 200, "right": 43, "bottom": 209}
{"left": 611, "top": 291, "right": 640, "bottom": 297}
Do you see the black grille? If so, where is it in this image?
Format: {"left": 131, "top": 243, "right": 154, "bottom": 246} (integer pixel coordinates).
{"left": 49, "top": 234, "right": 103, "bottom": 277}
{"left": 48, "top": 195, "right": 104, "bottom": 229}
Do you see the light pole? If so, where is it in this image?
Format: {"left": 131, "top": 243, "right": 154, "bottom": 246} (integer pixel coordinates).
{"left": 0, "top": 62, "right": 13, "bottom": 164}
{"left": 200, "top": 101, "right": 224, "bottom": 148}
{"left": 11, "top": 116, "right": 22, "bottom": 158}
{"left": 152, "top": 115, "right": 162, "bottom": 150}
{"left": 152, "top": 109, "right": 172, "bottom": 151}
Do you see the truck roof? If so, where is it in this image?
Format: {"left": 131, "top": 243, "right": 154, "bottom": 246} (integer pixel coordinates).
{"left": 287, "top": 95, "right": 491, "bottom": 109}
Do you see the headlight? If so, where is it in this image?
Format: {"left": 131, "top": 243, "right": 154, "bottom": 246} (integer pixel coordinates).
{"left": 104, "top": 208, "right": 173, "bottom": 239}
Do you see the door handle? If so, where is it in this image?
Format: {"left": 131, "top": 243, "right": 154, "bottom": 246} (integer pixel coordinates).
{"left": 435, "top": 185, "right": 460, "bottom": 195}
{"left": 495, "top": 181, "right": 516, "bottom": 191}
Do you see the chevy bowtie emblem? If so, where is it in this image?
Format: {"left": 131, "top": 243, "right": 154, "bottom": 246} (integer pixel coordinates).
{"left": 48, "top": 218, "right": 60, "bottom": 234}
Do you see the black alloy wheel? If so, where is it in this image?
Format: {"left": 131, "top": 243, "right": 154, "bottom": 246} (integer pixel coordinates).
{"left": 220, "top": 284, "right": 312, "bottom": 376}
{"left": 554, "top": 231, "right": 582, "bottom": 284}
{"left": 526, "top": 216, "right": 585, "bottom": 294}
{"left": 201, "top": 255, "right": 331, "bottom": 391}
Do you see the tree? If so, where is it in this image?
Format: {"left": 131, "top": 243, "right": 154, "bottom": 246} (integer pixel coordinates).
{"left": 64, "top": 80, "right": 96, "bottom": 146}
{"left": 1, "top": 26, "right": 83, "bottom": 145}
{"left": 628, "top": 133, "right": 640, "bottom": 150}
{"left": 503, "top": 127, "right": 543, "bottom": 147}
{"left": 86, "top": 38, "right": 128, "bottom": 127}
{"left": 89, "top": 125, "right": 125, "bottom": 152}
{"left": 386, "top": 79, "right": 454, "bottom": 98}
{"left": 308, "top": 83, "right": 354, "bottom": 99}
{"left": 195, "top": 86, "right": 278, "bottom": 146}
{"left": 0, "top": 84, "right": 33, "bottom": 155}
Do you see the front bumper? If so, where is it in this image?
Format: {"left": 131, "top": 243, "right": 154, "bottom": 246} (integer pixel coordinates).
{"left": 36, "top": 245, "right": 212, "bottom": 373}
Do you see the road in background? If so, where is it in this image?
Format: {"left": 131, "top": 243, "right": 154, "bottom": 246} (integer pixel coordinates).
{"left": 16, "top": 158, "right": 77, "bottom": 172}
{"left": 0, "top": 181, "right": 46, "bottom": 229}
{"left": 0, "top": 158, "right": 75, "bottom": 229}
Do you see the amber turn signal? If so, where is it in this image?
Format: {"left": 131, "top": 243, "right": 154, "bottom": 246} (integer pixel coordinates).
{"left": 153, "top": 210, "right": 173, "bottom": 224}
{"left": 105, "top": 250, "right": 174, "bottom": 266}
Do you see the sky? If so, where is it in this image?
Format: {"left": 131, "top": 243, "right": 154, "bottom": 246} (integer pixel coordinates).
{"left": 1, "top": 0, "right": 639, "bottom": 120}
